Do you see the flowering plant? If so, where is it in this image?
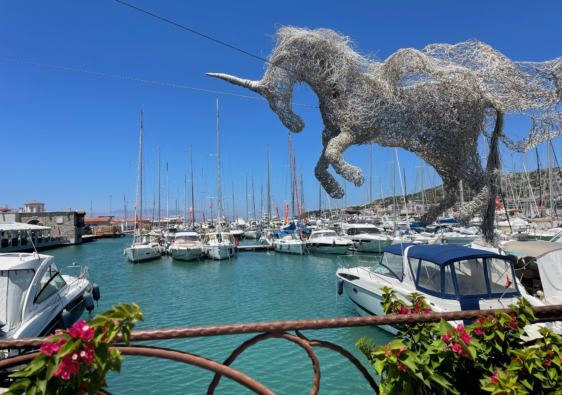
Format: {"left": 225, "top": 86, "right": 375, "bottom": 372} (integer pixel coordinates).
{"left": 6, "top": 303, "right": 143, "bottom": 395}
{"left": 357, "top": 287, "right": 562, "bottom": 394}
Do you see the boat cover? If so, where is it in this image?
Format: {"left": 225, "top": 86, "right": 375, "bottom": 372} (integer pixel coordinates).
{"left": 406, "top": 245, "right": 508, "bottom": 267}
{"left": 384, "top": 243, "right": 415, "bottom": 255}
{"left": 536, "top": 250, "right": 562, "bottom": 305}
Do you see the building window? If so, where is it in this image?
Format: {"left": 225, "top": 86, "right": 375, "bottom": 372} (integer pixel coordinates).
{"left": 57, "top": 217, "right": 64, "bottom": 224}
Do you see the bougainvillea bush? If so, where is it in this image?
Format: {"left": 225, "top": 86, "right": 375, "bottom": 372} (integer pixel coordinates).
{"left": 6, "top": 303, "right": 143, "bottom": 395}
{"left": 357, "top": 287, "right": 562, "bottom": 394}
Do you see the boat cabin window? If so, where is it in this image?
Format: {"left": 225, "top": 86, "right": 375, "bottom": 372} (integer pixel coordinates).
{"left": 0, "top": 269, "right": 35, "bottom": 330}
{"left": 311, "top": 231, "right": 337, "bottom": 239}
{"left": 418, "top": 260, "right": 441, "bottom": 292}
{"left": 454, "top": 259, "right": 488, "bottom": 295}
{"left": 372, "top": 253, "right": 403, "bottom": 281}
{"left": 347, "top": 228, "right": 380, "bottom": 236}
{"left": 444, "top": 266, "right": 455, "bottom": 296}
{"left": 176, "top": 235, "right": 199, "bottom": 242}
{"left": 35, "top": 263, "right": 66, "bottom": 304}
{"left": 487, "top": 258, "right": 516, "bottom": 293}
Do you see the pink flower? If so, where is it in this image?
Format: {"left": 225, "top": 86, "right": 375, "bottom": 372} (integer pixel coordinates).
{"left": 476, "top": 317, "right": 486, "bottom": 324}
{"left": 461, "top": 333, "right": 472, "bottom": 345}
{"left": 544, "top": 360, "right": 552, "bottom": 366}
{"left": 474, "top": 327, "right": 484, "bottom": 336}
{"left": 414, "top": 306, "right": 420, "bottom": 313}
{"left": 423, "top": 309, "right": 431, "bottom": 313}
{"left": 406, "top": 309, "right": 412, "bottom": 315}
{"left": 400, "top": 305, "right": 407, "bottom": 314}
{"left": 456, "top": 324, "right": 464, "bottom": 333}
{"left": 39, "top": 337, "right": 67, "bottom": 356}
{"left": 508, "top": 321, "right": 517, "bottom": 329}
{"left": 490, "top": 370, "right": 499, "bottom": 383}
{"left": 549, "top": 351, "right": 554, "bottom": 357}
{"left": 451, "top": 343, "right": 462, "bottom": 354}
{"left": 80, "top": 347, "right": 95, "bottom": 364}
{"left": 442, "top": 335, "right": 450, "bottom": 343}
{"left": 397, "top": 363, "right": 408, "bottom": 372}
{"left": 52, "top": 356, "right": 80, "bottom": 381}
{"left": 69, "top": 321, "right": 94, "bottom": 342}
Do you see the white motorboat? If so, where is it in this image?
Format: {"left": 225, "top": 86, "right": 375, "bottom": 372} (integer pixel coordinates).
{"left": 244, "top": 226, "right": 262, "bottom": 239}
{"left": 162, "top": 230, "right": 177, "bottom": 248}
{"left": 336, "top": 243, "right": 548, "bottom": 337}
{"left": 306, "top": 229, "right": 352, "bottom": 255}
{"left": 203, "top": 232, "right": 239, "bottom": 260}
{"left": 0, "top": 252, "right": 99, "bottom": 342}
{"left": 168, "top": 230, "right": 203, "bottom": 261}
{"left": 228, "top": 225, "right": 245, "bottom": 240}
{"left": 272, "top": 231, "right": 306, "bottom": 255}
{"left": 343, "top": 224, "right": 393, "bottom": 253}
{"left": 259, "top": 229, "right": 276, "bottom": 247}
{"left": 125, "top": 235, "right": 163, "bottom": 263}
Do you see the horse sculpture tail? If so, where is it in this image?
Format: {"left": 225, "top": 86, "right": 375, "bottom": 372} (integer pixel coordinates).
{"left": 481, "top": 111, "right": 504, "bottom": 244}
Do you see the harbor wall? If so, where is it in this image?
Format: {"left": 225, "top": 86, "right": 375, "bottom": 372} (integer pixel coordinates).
{"left": 18, "top": 211, "right": 84, "bottom": 244}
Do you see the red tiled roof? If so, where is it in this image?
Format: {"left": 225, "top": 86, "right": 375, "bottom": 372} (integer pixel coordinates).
{"left": 85, "top": 218, "right": 111, "bottom": 223}
{"left": 76, "top": 211, "right": 85, "bottom": 214}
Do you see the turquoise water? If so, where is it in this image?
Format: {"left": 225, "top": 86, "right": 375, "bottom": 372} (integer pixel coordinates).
{"left": 50, "top": 237, "right": 393, "bottom": 394}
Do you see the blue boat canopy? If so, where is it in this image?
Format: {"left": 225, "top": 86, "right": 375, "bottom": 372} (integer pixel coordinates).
{"left": 384, "top": 243, "right": 415, "bottom": 255}
{"left": 407, "top": 245, "right": 507, "bottom": 267}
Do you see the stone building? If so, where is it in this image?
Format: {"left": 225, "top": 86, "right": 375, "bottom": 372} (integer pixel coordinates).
{"left": 18, "top": 210, "right": 85, "bottom": 244}
{"left": 24, "top": 200, "right": 45, "bottom": 213}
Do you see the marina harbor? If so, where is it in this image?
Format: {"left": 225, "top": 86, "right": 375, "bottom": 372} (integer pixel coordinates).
{"left": 1, "top": 1, "right": 562, "bottom": 394}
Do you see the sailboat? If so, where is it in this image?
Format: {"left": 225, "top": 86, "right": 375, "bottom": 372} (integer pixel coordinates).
{"left": 125, "top": 111, "right": 164, "bottom": 263}
{"left": 203, "top": 98, "right": 239, "bottom": 260}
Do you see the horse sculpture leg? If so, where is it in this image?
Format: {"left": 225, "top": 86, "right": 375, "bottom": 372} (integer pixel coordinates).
{"left": 315, "top": 149, "right": 345, "bottom": 199}
{"left": 324, "top": 130, "right": 365, "bottom": 190}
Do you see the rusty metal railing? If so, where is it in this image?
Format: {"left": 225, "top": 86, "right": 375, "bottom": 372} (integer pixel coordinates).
{"left": 1, "top": 305, "right": 562, "bottom": 395}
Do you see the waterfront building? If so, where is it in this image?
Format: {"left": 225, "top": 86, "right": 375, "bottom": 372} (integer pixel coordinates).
{"left": 0, "top": 223, "right": 69, "bottom": 252}
{"left": 23, "top": 200, "right": 45, "bottom": 213}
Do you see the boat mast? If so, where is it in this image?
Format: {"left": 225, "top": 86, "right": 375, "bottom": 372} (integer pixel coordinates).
{"left": 184, "top": 175, "right": 186, "bottom": 224}
{"left": 420, "top": 158, "right": 425, "bottom": 215}
{"left": 139, "top": 110, "right": 143, "bottom": 236}
{"left": 392, "top": 148, "right": 396, "bottom": 228}
{"left": 549, "top": 140, "right": 554, "bottom": 218}
{"left": 537, "top": 149, "right": 543, "bottom": 216}
{"left": 201, "top": 168, "right": 203, "bottom": 225}
{"left": 369, "top": 144, "right": 373, "bottom": 211}
{"left": 246, "top": 173, "right": 248, "bottom": 222}
{"left": 300, "top": 164, "right": 304, "bottom": 216}
{"left": 251, "top": 171, "right": 256, "bottom": 222}
{"left": 232, "top": 182, "right": 235, "bottom": 223}
{"left": 289, "top": 133, "right": 294, "bottom": 220}
{"left": 267, "top": 146, "right": 271, "bottom": 223}
{"left": 216, "top": 98, "right": 222, "bottom": 233}
{"left": 191, "top": 145, "right": 195, "bottom": 226}
{"left": 158, "top": 148, "right": 161, "bottom": 229}
{"left": 166, "top": 162, "right": 169, "bottom": 229}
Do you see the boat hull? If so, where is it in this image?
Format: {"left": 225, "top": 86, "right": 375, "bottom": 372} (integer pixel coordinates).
{"left": 306, "top": 243, "right": 350, "bottom": 255}
{"left": 169, "top": 246, "right": 202, "bottom": 261}
{"left": 245, "top": 231, "right": 262, "bottom": 239}
{"left": 273, "top": 241, "right": 305, "bottom": 255}
{"left": 204, "top": 245, "right": 239, "bottom": 260}
{"left": 126, "top": 245, "right": 162, "bottom": 263}
{"left": 347, "top": 238, "right": 393, "bottom": 253}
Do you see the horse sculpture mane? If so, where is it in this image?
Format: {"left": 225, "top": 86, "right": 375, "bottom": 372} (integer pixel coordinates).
{"left": 207, "top": 27, "right": 562, "bottom": 242}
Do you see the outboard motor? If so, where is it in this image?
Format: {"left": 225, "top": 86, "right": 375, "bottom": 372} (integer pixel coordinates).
{"left": 61, "top": 310, "right": 73, "bottom": 329}
{"left": 83, "top": 293, "right": 95, "bottom": 312}
{"left": 337, "top": 278, "right": 344, "bottom": 295}
{"left": 92, "top": 284, "right": 101, "bottom": 301}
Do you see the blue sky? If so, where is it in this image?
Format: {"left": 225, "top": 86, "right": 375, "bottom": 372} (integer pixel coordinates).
{"left": 1, "top": 0, "right": 561, "bottom": 219}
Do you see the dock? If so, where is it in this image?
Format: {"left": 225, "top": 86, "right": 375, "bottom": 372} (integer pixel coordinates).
{"left": 238, "top": 245, "right": 272, "bottom": 252}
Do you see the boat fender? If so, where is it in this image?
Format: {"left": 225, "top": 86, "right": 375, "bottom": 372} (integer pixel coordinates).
{"left": 92, "top": 284, "right": 101, "bottom": 301}
{"left": 61, "top": 310, "right": 73, "bottom": 329}
{"left": 332, "top": 240, "right": 335, "bottom": 247}
{"left": 359, "top": 240, "right": 363, "bottom": 246}
{"left": 83, "top": 292, "right": 95, "bottom": 312}
{"left": 337, "top": 278, "right": 344, "bottom": 295}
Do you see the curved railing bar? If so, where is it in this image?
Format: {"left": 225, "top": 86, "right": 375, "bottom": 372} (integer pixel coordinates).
{"left": 207, "top": 332, "right": 321, "bottom": 395}
{"left": 0, "top": 346, "right": 276, "bottom": 395}
{"left": 295, "top": 330, "right": 380, "bottom": 395}
{"left": 207, "top": 333, "right": 275, "bottom": 394}
{"left": 2, "top": 305, "right": 562, "bottom": 349}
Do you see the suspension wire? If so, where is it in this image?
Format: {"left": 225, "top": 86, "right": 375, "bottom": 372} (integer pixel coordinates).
{"left": 0, "top": 58, "right": 318, "bottom": 109}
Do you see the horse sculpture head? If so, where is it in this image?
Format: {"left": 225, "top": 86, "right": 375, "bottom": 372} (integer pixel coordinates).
{"left": 206, "top": 72, "right": 306, "bottom": 133}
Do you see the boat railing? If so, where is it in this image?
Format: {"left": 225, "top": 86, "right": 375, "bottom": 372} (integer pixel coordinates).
{"left": 337, "top": 255, "right": 391, "bottom": 283}
{"left": 1, "top": 305, "right": 562, "bottom": 395}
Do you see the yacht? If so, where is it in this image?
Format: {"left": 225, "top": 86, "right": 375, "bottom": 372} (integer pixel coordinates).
{"left": 343, "top": 224, "right": 394, "bottom": 253}
{"left": 0, "top": 252, "right": 99, "bottom": 342}
{"left": 306, "top": 229, "right": 352, "bottom": 255}
{"left": 125, "top": 234, "right": 163, "bottom": 263}
{"left": 272, "top": 230, "right": 306, "bottom": 255}
{"left": 203, "top": 232, "right": 239, "bottom": 260}
{"left": 168, "top": 230, "right": 203, "bottom": 261}
{"left": 259, "top": 229, "right": 276, "bottom": 247}
{"left": 244, "top": 226, "right": 262, "bottom": 239}
{"left": 228, "top": 224, "right": 245, "bottom": 240}
{"left": 336, "top": 243, "right": 548, "bottom": 337}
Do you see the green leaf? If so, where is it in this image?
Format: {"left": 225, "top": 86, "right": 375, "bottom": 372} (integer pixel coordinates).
{"left": 8, "top": 378, "right": 31, "bottom": 391}
{"left": 374, "top": 358, "right": 385, "bottom": 374}
{"left": 119, "top": 302, "right": 133, "bottom": 316}
{"left": 45, "top": 358, "right": 57, "bottom": 381}
{"left": 25, "top": 382, "right": 37, "bottom": 395}
{"left": 439, "top": 319, "right": 453, "bottom": 335}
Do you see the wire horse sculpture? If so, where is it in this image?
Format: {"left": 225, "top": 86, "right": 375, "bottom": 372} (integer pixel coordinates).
{"left": 207, "top": 27, "right": 561, "bottom": 242}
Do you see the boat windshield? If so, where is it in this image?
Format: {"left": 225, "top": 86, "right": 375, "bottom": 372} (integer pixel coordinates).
{"left": 176, "top": 235, "right": 199, "bottom": 242}
{"left": 311, "top": 231, "right": 337, "bottom": 239}
{"left": 371, "top": 252, "right": 403, "bottom": 280}
{"left": 348, "top": 228, "right": 380, "bottom": 236}
{"left": 0, "top": 269, "right": 36, "bottom": 330}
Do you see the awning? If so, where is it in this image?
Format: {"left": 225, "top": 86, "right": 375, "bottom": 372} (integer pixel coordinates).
{"left": 503, "top": 240, "right": 562, "bottom": 259}
{"left": 406, "top": 245, "right": 506, "bottom": 267}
